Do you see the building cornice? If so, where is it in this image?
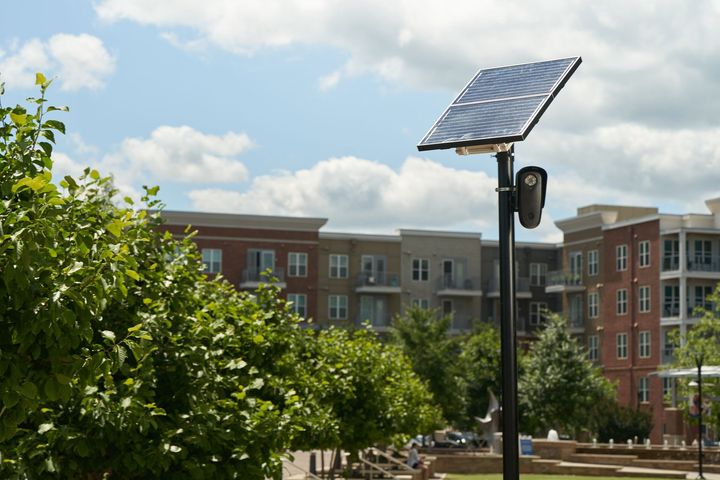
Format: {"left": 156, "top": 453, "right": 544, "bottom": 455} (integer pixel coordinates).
{"left": 601, "top": 214, "right": 660, "bottom": 231}
{"left": 555, "top": 211, "right": 616, "bottom": 234}
{"left": 320, "top": 232, "right": 401, "bottom": 243}
{"left": 400, "top": 229, "right": 482, "bottom": 240}
{"left": 159, "top": 210, "right": 328, "bottom": 232}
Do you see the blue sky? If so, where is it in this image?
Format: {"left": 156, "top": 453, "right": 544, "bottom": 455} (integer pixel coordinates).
{"left": 3, "top": 1, "right": 720, "bottom": 242}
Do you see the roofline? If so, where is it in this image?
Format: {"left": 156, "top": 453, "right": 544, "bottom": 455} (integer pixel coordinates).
{"left": 320, "top": 231, "right": 402, "bottom": 243}
{"left": 601, "top": 214, "right": 660, "bottom": 232}
{"left": 481, "top": 239, "right": 559, "bottom": 249}
{"left": 159, "top": 210, "right": 328, "bottom": 232}
{"left": 399, "top": 229, "right": 482, "bottom": 240}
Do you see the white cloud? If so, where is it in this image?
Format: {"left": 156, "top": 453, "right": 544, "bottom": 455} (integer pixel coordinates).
{"left": 117, "top": 126, "right": 253, "bottom": 183}
{"left": 94, "top": 0, "right": 720, "bottom": 127}
{"left": 188, "top": 156, "right": 497, "bottom": 232}
{"left": 0, "top": 34, "right": 115, "bottom": 91}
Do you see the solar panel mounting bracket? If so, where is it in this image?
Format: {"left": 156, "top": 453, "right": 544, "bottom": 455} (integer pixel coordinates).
{"left": 456, "top": 143, "right": 513, "bottom": 156}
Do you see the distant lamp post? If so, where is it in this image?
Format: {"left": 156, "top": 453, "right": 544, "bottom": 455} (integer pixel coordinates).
{"left": 694, "top": 352, "right": 705, "bottom": 480}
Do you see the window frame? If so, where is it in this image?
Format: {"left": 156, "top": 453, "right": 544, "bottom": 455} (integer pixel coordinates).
{"left": 529, "top": 302, "right": 547, "bottom": 326}
{"left": 529, "top": 262, "right": 547, "bottom": 286}
{"left": 616, "top": 332, "right": 628, "bottom": 359}
{"left": 288, "top": 252, "right": 308, "bottom": 277}
{"left": 329, "top": 294, "right": 348, "bottom": 320}
{"left": 588, "top": 249, "right": 599, "bottom": 276}
{"left": 588, "top": 292, "right": 599, "bottom": 319}
{"left": 639, "top": 285, "right": 651, "bottom": 313}
{"left": 616, "top": 244, "right": 628, "bottom": 271}
{"left": 329, "top": 254, "right": 349, "bottom": 279}
{"left": 639, "top": 240, "right": 650, "bottom": 268}
{"left": 412, "top": 258, "right": 430, "bottom": 282}
{"left": 616, "top": 288, "right": 628, "bottom": 315}
{"left": 588, "top": 335, "right": 599, "bottom": 361}
{"left": 639, "top": 330, "right": 651, "bottom": 359}
{"left": 201, "top": 248, "right": 222, "bottom": 274}
{"left": 638, "top": 376, "right": 649, "bottom": 403}
{"left": 287, "top": 293, "right": 307, "bottom": 317}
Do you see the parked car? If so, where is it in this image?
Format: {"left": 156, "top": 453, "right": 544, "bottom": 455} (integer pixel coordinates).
{"left": 432, "top": 430, "right": 467, "bottom": 448}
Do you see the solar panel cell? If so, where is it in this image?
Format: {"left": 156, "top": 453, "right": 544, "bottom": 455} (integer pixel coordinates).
{"left": 454, "top": 58, "right": 575, "bottom": 105}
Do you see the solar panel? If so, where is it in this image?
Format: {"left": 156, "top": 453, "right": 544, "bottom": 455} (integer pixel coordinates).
{"left": 417, "top": 57, "right": 581, "bottom": 151}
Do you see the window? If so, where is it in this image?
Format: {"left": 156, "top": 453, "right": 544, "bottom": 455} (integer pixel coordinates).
{"left": 663, "top": 330, "right": 677, "bottom": 360}
{"left": 588, "top": 335, "right": 599, "bottom": 361}
{"left": 638, "top": 377, "right": 649, "bottom": 403}
{"left": 442, "top": 299, "right": 454, "bottom": 316}
{"left": 412, "top": 298, "right": 430, "bottom": 309}
{"left": 616, "top": 288, "right": 628, "bottom": 315}
{"left": 639, "top": 240, "right": 650, "bottom": 268}
{"left": 329, "top": 254, "right": 348, "bottom": 279}
{"left": 694, "top": 285, "right": 713, "bottom": 312}
{"left": 288, "top": 252, "right": 308, "bottom": 277}
{"left": 569, "top": 295, "right": 583, "bottom": 328}
{"left": 693, "top": 240, "right": 712, "bottom": 268}
{"left": 247, "top": 249, "right": 275, "bottom": 278}
{"left": 662, "top": 377, "right": 673, "bottom": 400}
{"left": 639, "top": 285, "right": 651, "bottom": 313}
{"left": 569, "top": 251, "right": 583, "bottom": 283}
{"left": 360, "top": 296, "right": 387, "bottom": 327}
{"left": 412, "top": 258, "right": 429, "bottom": 281}
{"left": 361, "top": 255, "right": 387, "bottom": 283}
{"left": 529, "top": 302, "right": 547, "bottom": 326}
{"left": 663, "top": 285, "right": 679, "bottom": 317}
{"left": 588, "top": 250, "right": 599, "bottom": 276}
{"left": 529, "top": 263, "right": 547, "bottom": 286}
{"left": 588, "top": 292, "right": 599, "bottom": 319}
{"left": 663, "top": 239, "right": 679, "bottom": 271}
{"left": 639, "top": 330, "right": 651, "bottom": 358}
{"left": 616, "top": 333, "right": 628, "bottom": 359}
{"left": 287, "top": 294, "right": 307, "bottom": 317}
{"left": 616, "top": 244, "right": 628, "bottom": 271}
{"left": 201, "top": 248, "right": 222, "bottom": 274}
{"left": 329, "top": 295, "right": 348, "bottom": 320}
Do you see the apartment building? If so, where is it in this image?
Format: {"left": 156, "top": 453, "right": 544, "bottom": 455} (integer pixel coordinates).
{"left": 317, "top": 232, "right": 403, "bottom": 331}
{"left": 160, "top": 211, "right": 327, "bottom": 320}
{"left": 550, "top": 198, "right": 720, "bottom": 443}
{"left": 399, "top": 229, "right": 484, "bottom": 332}
{"left": 482, "top": 240, "right": 561, "bottom": 339}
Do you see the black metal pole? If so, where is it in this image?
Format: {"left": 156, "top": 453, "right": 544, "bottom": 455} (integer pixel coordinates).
{"left": 697, "top": 355, "right": 705, "bottom": 480}
{"left": 497, "top": 147, "right": 519, "bottom": 480}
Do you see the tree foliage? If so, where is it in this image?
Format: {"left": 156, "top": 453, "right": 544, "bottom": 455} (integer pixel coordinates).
{"left": 0, "top": 79, "right": 440, "bottom": 479}
{"left": 391, "top": 307, "right": 467, "bottom": 426}
{"left": 518, "top": 312, "right": 614, "bottom": 438}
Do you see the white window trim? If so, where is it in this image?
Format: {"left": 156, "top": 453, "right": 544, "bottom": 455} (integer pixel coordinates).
{"left": 412, "top": 258, "right": 430, "bottom": 282}
{"left": 588, "top": 335, "right": 599, "bottom": 361}
{"left": 639, "top": 240, "right": 651, "bottom": 268}
{"left": 639, "top": 330, "right": 651, "bottom": 359}
{"left": 616, "top": 333, "right": 628, "bottom": 359}
{"left": 288, "top": 252, "right": 308, "bottom": 277}
{"left": 639, "top": 285, "right": 651, "bottom": 313}
{"left": 329, "top": 295, "right": 348, "bottom": 320}
{"left": 588, "top": 250, "right": 599, "bottom": 277}
{"left": 588, "top": 292, "right": 599, "bottom": 319}
{"left": 639, "top": 377, "right": 649, "bottom": 403}
{"left": 616, "top": 288, "right": 628, "bottom": 316}
{"left": 529, "top": 302, "right": 547, "bottom": 326}
{"left": 616, "top": 244, "right": 628, "bottom": 271}
{"left": 202, "top": 248, "right": 222, "bottom": 274}
{"left": 329, "top": 254, "right": 348, "bottom": 279}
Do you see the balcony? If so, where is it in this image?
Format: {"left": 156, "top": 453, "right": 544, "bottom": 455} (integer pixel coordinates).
{"left": 355, "top": 272, "right": 402, "bottom": 294}
{"left": 486, "top": 277, "right": 530, "bottom": 298}
{"left": 545, "top": 270, "right": 585, "bottom": 293}
{"left": 437, "top": 274, "right": 483, "bottom": 297}
{"left": 239, "top": 267, "right": 286, "bottom": 289}
{"left": 662, "top": 255, "right": 720, "bottom": 277}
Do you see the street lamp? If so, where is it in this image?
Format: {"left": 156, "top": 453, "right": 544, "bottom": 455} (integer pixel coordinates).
{"left": 694, "top": 352, "right": 705, "bottom": 480}
{"left": 417, "top": 57, "right": 581, "bottom": 480}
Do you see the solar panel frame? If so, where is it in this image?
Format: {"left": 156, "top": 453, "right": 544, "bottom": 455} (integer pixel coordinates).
{"left": 417, "top": 56, "right": 581, "bottom": 151}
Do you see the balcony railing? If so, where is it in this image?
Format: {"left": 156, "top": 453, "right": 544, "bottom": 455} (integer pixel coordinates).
{"left": 569, "top": 313, "right": 584, "bottom": 330}
{"left": 355, "top": 272, "right": 400, "bottom": 288}
{"left": 486, "top": 277, "right": 530, "bottom": 293}
{"left": 242, "top": 267, "right": 285, "bottom": 283}
{"left": 438, "top": 274, "right": 482, "bottom": 291}
{"left": 662, "top": 305, "right": 680, "bottom": 317}
{"left": 547, "top": 270, "right": 583, "bottom": 287}
{"left": 662, "top": 255, "right": 720, "bottom": 272}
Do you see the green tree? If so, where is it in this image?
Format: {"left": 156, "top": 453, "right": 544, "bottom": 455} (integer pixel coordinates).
{"left": 294, "top": 326, "right": 441, "bottom": 467}
{"left": 669, "top": 283, "right": 720, "bottom": 438}
{"left": 0, "top": 79, "right": 320, "bottom": 479}
{"left": 391, "top": 307, "right": 467, "bottom": 426}
{"left": 458, "top": 323, "right": 501, "bottom": 430}
{"left": 518, "top": 312, "right": 614, "bottom": 438}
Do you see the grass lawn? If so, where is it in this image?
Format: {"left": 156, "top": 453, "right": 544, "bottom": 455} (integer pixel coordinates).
{"left": 446, "top": 475, "right": 675, "bottom": 480}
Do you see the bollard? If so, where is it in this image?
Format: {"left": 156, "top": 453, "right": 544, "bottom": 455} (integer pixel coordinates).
{"left": 627, "top": 439, "right": 633, "bottom": 449}
{"left": 663, "top": 440, "right": 669, "bottom": 450}
{"left": 309, "top": 452, "right": 317, "bottom": 475}
{"left": 609, "top": 439, "right": 614, "bottom": 449}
